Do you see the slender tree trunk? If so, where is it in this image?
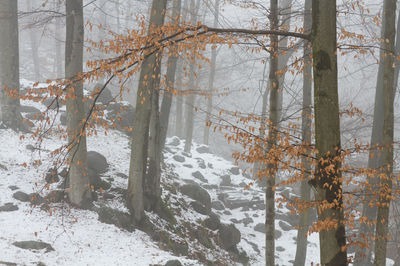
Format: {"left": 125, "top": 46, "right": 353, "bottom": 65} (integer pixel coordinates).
{"left": 54, "top": 0, "right": 63, "bottom": 78}
{"left": 159, "top": 0, "right": 182, "bottom": 151}
{"left": 264, "top": 1, "right": 279, "bottom": 265}
{"left": 203, "top": 0, "right": 219, "bottom": 145}
{"left": 65, "top": 0, "right": 92, "bottom": 207}
{"left": 373, "top": 0, "right": 396, "bottom": 264}
{"left": 127, "top": 0, "right": 167, "bottom": 223}
{"left": 311, "top": 0, "right": 347, "bottom": 265}
{"left": 0, "top": 0, "right": 24, "bottom": 130}
{"left": 294, "top": 0, "right": 312, "bottom": 265}
{"left": 175, "top": 60, "right": 184, "bottom": 138}
{"left": 27, "top": 1, "right": 41, "bottom": 81}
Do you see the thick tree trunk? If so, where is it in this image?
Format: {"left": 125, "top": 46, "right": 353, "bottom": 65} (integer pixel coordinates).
{"left": 174, "top": 61, "right": 184, "bottom": 138}
{"left": 127, "top": 0, "right": 167, "bottom": 223}
{"left": 264, "top": 1, "right": 279, "bottom": 265}
{"left": 65, "top": 0, "right": 92, "bottom": 207}
{"left": 294, "top": 0, "right": 312, "bottom": 265}
{"left": 311, "top": 1, "right": 347, "bottom": 265}
{"left": 373, "top": 0, "right": 396, "bottom": 264}
{"left": 159, "top": 0, "right": 182, "bottom": 151}
{"left": 0, "top": 0, "right": 25, "bottom": 131}
{"left": 203, "top": 0, "right": 219, "bottom": 145}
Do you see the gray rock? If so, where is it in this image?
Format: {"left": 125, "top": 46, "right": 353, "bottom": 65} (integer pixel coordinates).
{"left": 219, "top": 223, "right": 241, "bottom": 250}
{"left": 165, "top": 260, "right": 182, "bottom": 266}
{"left": 190, "top": 201, "right": 209, "bottom": 215}
{"left": 279, "top": 220, "right": 292, "bottom": 231}
{"left": 25, "top": 112, "right": 45, "bottom": 121}
{"left": 223, "top": 210, "right": 232, "bottom": 215}
{"left": 116, "top": 172, "right": 128, "bottom": 179}
{"left": 241, "top": 217, "right": 254, "bottom": 226}
{"left": 8, "top": 185, "right": 19, "bottom": 191}
{"left": 45, "top": 168, "right": 59, "bottom": 184}
{"left": 220, "top": 175, "right": 231, "bottom": 186}
{"left": 43, "top": 97, "right": 61, "bottom": 110}
{"left": 192, "top": 171, "right": 207, "bottom": 183}
{"left": 20, "top": 105, "right": 40, "bottom": 113}
{"left": 229, "top": 167, "right": 240, "bottom": 175}
{"left": 92, "top": 84, "right": 113, "bottom": 104}
{"left": 276, "top": 246, "right": 285, "bottom": 252}
{"left": 87, "top": 151, "right": 109, "bottom": 174}
{"left": 13, "top": 191, "right": 45, "bottom": 205}
{"left": 207, "top": 163, "right": 213, "bottom": 169}
{"left": 211, "top": 201, "right": 225, "bottom": 210}
{"left": 254, "top": 223, "right": 266, "bottom": 233}
{"left": 26, "top": 144, "right": 35, "bottom": 151}
{"left": 183, "top": 164, "right": 193, "bottom": 168}
{"left": 13, "top": 241, "right": 54, "bottom": 252}
{"left": 172, "top": 155, "right": 185, "bottom": 163}
{"left": 195, "top": 158, "right": 206, "bottom": 169}
{"left": 180, "top": 183, "right": 211, "bottom": 211}
{"left": 45, "top": 190, "right": 65, "bottom": 203}
{"left": 0, "top": 261, "right": 16, "bottom": 266}
{"left": 196, "top": 145, "right": 210, "bottom": 154}
{"left": 181, "top": 151, "right": 191, "bottom": 158}
{"left": 168, "top": 137, "right": 180, "bottom": 146}
{"left": 230, "top": 218, "right": 240, "bottom": 224}
{"left": 204, "top": 212, "right": 220, "bottom": 230}
{"left": 0, "top": 203, "right": 18, "bottom": 212}
{"left": 102, "top": 193, "right": 115, "bottom": 199}
{"left": 196, "top": 227, "right": 214, "bottom": 248}
{"left": 105, "top": 104, "right": 135, "bottom": 133}
{"left": 95, "top": 206, "right": 134, "bottom": 232}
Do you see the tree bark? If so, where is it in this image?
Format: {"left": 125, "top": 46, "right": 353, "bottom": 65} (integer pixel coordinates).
{"left": 0, "top": 0, "right": 25, "bottom": 131}
{"left": 65, "top": 0, "right": 92, "bottom": 207}
{"left": 311, "top": 0, "right": 347, "bottom": 265}
{"left": 203, "top": 0, "right": 219, "bottom": 145}
{"left": 159, "top": 0, "right": 182, "bottom": 151}
{"left": 294, "top": 0, "right": 312, "bottom": 265}
{"left": 373, "top": 0, "right": 396, "bottom": 264}
{"left": 54, "top": 0, "right": 63, "bottom": 79}
{"left": 27, "top": 1, "right": 41, "bottom": 82}
{"left": 127, "top": 0, "right": 167, "bottom": 223}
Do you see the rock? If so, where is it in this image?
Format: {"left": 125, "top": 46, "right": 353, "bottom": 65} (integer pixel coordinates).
{"left": 220, "top": 175, "right": 231, "bottom": 186}
{"left": 87, "top": 151, "right": 109, "bottom": 174}
{"left": 88, "top": 168, "right": 111, "bottom": 190}
{"left": 172, "top": 155, "right": 185, "bottom": 163}
{"left": 219, "top": 223, "right": 241, "bottom": 250}
{"left": 154, "top": 231, "right": 189, "bottom": 256}
{"left": 195, "top": 158, "right": 206, "bottom": 169}
{"left": 204, "top": 212, "right": 220, "bottom": 230}
{"left": 60, "top": 112, "right": 67, "bottom": 126}
{"left": 196, "top": 145, "right": 210, "bottom": 154}
{"left": 168, "top": 137, "right": 180, "bottom": 146}
{"left": 25, "top": 112, "right": 45, "bottom": 121}
{"left": 0, "top": 261, "right": 16, "bottom": 266}
{"left": 102, "top": 193, "right": 115, "bottom": 199}
{"left": 183, "top": 164, "right": 193, "bottom": 168}
{"left": 229, "top": 167, "right": 240, "bottom": 175}
{"left": 45, "top": 190, "right": 65, "bottom": 203}
{"left": 275, "top": 230, "right": 282, "bottom": 239}
{"left": 241, "top": 217, "right": 254, "bottom": 226}
{"left": 223, "top": 210, "right": 232, "bottom": 215}
{"left": 202, "top": 184, "right": 218, "bottom": 190}
{"left": 106, "top": 104, "right": 135, "bottom": 132}
{"left": 116, "top": 172, "right": 128, "bottom": 179}
{"left": 43, "top": 97, "right": 60, "bottom": 110}
{"left": 230, "top": 218, "right": 240, "bottom": 224}
{"left": 13, "top": 191, "right": 30, "bottom": 202}
{"left": 13, "top": 241, "right": 54, "bottom": 252}
{"left": 181, "top": 152, "right": 191, "bottom": 158}
{"left": 8, "top": 185, "right": 19, "bottom": 191}
{"left": 190, "top": 201, "right": 209, "bottom": 215}
{"left": 92, "top": 84, "right": 113, "bottom": 104}
{"left": 196, "top": 227, "right": 214, "bottom": 248}
{"left": 254, "top": 223, "right": 266, "bottom": 233}
{"left": 20, "top": 105, "right": 41, "bottom": 113}
{"left": 276, "top": 246, "right": 285, "bottom": 252}
{"left": 95, "top": 206, "right": 134, "bottom": 232}
{"left": 276, "top": 212, "right": 299, "bottom": 227}
{"left": 211, "top": 201, "right": 225, "bottom": 210}
{"left": 279, "top": 220, "right": 292, "bottom": 231}
{"left": 26, "top": 144, "right": 35, "bottom": 151}
{"left": 180, "top": 183, "right": 211, "bottom": 211}
{"left": 192, "top": 171, "right": 207, "bottom": 183}
{"left": 13, "top": 191, "right": 44, "bottom": 205}
{"left": 207, "top": 163, "right": 213, "bottom": 169}
{"left": 0, "top": 203, "right": 18, "bottom": 212}
{"left": 45, "top": 168, "right": 59, "bottom": 184}
{"left": 165, "top": 260, "right": 182, "bottom": 266}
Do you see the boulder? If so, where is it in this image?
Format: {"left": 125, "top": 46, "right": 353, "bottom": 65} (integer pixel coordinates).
{"left": 106, "top": 104, "right": 134, "bottom": 132}
{"left": 220, "top": 175, "right": 231, "bottom": 186}
{"left": 13, "top": 191, "right": 45, "bottom": 205}
{"left": 183, "top": 164, "right": 193, "bottom": 168}
{"left": 165, "top": 260, "right": 182, "bottom": 266}
{"left": 168, "top": 137, "right": 180, "bottom": 147}
{"left": 20, "top": 105, "right": 40, "bottom": 113}
{"left": 204, "top": 212, "right": 220, "bottom": 230}
{"left": 116, "top": 172, "right": 128, "bottom": 179}
{"left": 211, "top": 201, "right": 225, "bottom": 210}
{"left": 45, "top": 190, "right": 65, "bottom": 203}
{"left": 254, "top": 223, "right": 266, "bottom": 233}
{"left": 87, "top": 151, "right": 109, "bottom": 174}
{"left": 0, "top": 203, "right": 18, "bottom": 212}
{"left": 8, "top": 185, "right": 19, "bottom": 191}
{"left": 13, "top": 241, "right": 54, "bottom": 252}
{"left": 278, "top": 220, "right": 292, "bottom": 231}
{"left": 195, "top": 158, "right": 206, "bottom": 169}
{"left": 192, "top": 171, "right": 207, "bottom": 183}
{"left": 95, "top": 206, "right": 134, "bottom": 232}
{"left": 172, "top": 155, "right": 185, "bottom": 163}
{"left": 196, "top": 145, "right": 210, "bottom": 154}
{"left": 219, "top": 223, "right": 241, "bottom": 250}
{"left": 43, "top": 97, "right": 61, "bottom": 110}
{"left": 94, "top": 85, "right": 113, "bottom": 104}
{"left": 190, "top": 201, "right": 209, "bottom": 215}
{"left": 45, "top": 168, "right": 59, "bottom": 184}
{"left": 276, "top": 246, "right": 285, "bottom": 252}
{"left": 229, "top": 167, "right": 240, "bottom": 175}
{"left": 241, "top": 217, "right": 254, "bottom": 226}
{"left": 180, "top": 183, "right": 211, "bottom": 211}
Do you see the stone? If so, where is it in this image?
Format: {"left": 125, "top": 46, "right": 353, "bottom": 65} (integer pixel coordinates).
{"left": 219, "top": 223, "right": 241, "bottom": 250}
{"left": 254, "top": 223, "right": 266, "bottom": 233}
{"left": 191, "top": 171, "right": 207, "bottom": 183}
{"left": 172, "top": 155, "right": 185, "bottom": 163}
{"left": 87, "top": 151, "right": 109, "bottom": 174}
{"left": 13, "top": 241, "right": 54, "bottom": 252}
{"left": 180, "top": 183, "right": 211, "bottom": 211}
{"left": 276, "top": 246, "right": 285, "bottom": 252}
{"left": 195, "top": 158, "right": 206, "bottom": 169}
{"left": 0, "top": 203, "right": 18, "bottom": 212}
{"left": 165, "top": 260, "right": 182, "bottom": 266}
{"left": 0, "top": 261, "right": 16, "bottom": 266}
{"left": 211, "top": 201, "right": 225, "bottom": 210}
{"left": 204, "top": 212, "right": 220, "bottom": 230}
{"left": 116, "top": 172, "right": 128, "bottom": 179}
{"left": 230, "top": 218, "right": 240, "bottom": 224}
{"left": 92, "top": 84, "right": 113, "bottom": 104}
{"left": 207, "top": 163, "right": 213, "bottom": 169}
{"left": 241, "top": 217, "right": 254, "bottom": 226}
{"left": 8, "top": 185, "right": 19, "bottom": 191}
{"left": 25, "top": 112, "right": 45, "bottom": 121}
{"left": 229, "top": 167, "right": 240, "bottom": 175}
{"left": 20, "top": 105, "right": 40, "bottom": 113}
{"left": 190, "top": 201, "right": 209, "bottom": 215}
{"left": 196, "top": 145, "right": 210, "bottom": 154}
{"left": 223, "top": 210, "right": 232, "bottom": 215}
{"left": 106, "top": 104, "right": 135, "bottom": 133}
{"left": 13, "top": 191, "right": 44, "bottom": 205}
{"left": 220, "top": 175, "right": 231, "bottom": 186}
{"left": 102, "top": 193, "right": 115, "bottom": 199}
{"left": 45, "top": 168, "right": 59, "bottom": 184}
{"left": 45, "top": 190, "right": 65, "bottom": 203}
{"left": 168, "top": 137, "right": 180, "bottom": 146}
{"left": 183, "top": 164, "right": 193, "bottom": 168}
{"left": 95, "top": 206, "right": 134, "bottom": 232}
{"left": 279, "top": 220, "right": 292, "bottom": 231}
{"left": 196, "top": 227, "right": 214, "bottom": 248}
{"left": 181, "top": 152, "right": 191, "bottom": 158}
{"left": 43, "top": 97, "right": 60, "bottom": 110}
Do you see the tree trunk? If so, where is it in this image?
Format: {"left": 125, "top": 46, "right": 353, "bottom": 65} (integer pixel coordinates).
{"left": 54, "top": 0, "right": 63, "bottom": 78}
{"left": 294, "top": 0, "right": 312, "bottom": 265}
{"left": 264, "top": 1, "right": 279, "bottom": 265}
{"left": 127, "top": 0, "right": 167, "bottom": 223}
{"left": 65, "top": 0, "right": 92, "bottom": 208}
{"left": 0, "top": 0, "right": 24, "bottom": 130}
{"left": 203, "top": 0, "right": 219, "bottom": 145}
{"left": 27, "top": 1, "right": 41, "bottom": 82}
{"left": 311, "top": 0, "right": 347, "bottom": 265}
{"left": 159, "top": 0, "right": 182, "bottom": 151}
{"left": 373, "top": 0, "right": 396, "bottom": 264}
{"left": 174, "top": 60, "right": 184, "bottom": 138}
